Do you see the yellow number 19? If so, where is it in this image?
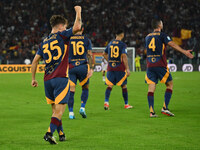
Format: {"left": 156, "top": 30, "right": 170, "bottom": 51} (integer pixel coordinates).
{"left": 110, "top": 46, "right": 119, "bottom": 58}
{"left": 148, "top": 37, "right": 156, "bottom": 52}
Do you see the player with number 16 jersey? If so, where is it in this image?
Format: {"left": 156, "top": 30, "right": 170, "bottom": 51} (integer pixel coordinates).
{"left": 67, "top": 26, "right": 93, "bottom": 119}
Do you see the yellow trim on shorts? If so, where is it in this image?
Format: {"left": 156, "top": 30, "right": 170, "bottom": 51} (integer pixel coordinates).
{"left": 79, "top": 64, "right": 90, "bottom": 86}
{"left": 55, "top": 81, "right": 70, "bottom": 104}
{"left": 160, "top": 67, "right": 169, "bottom": 83}
{"left": 145, "top": 74, "right": 156, "bottom": 84}
{"left": 116, "top": 71, "right": 127, "bottom": 86}
{"left": 46, "top": 97, "right": 54, "bottom": 104}
{"left": 69, "top": 79, "right": 76, "bottom": 87}
{"left": 106, "top": 78, "right": 114, "bottom": 86}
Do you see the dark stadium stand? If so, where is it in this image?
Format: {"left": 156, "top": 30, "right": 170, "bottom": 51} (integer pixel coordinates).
{"left": 0, "top": 0, "right": 199, "bottom": 64}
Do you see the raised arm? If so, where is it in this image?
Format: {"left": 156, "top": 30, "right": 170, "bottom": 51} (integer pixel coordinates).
{"left": 31, "top": 54, "right": 41, "bottom": 87}
{"left": 87, "top": 50, "right": 94, "bottom": 78}
{"left": 122, "top": 54, "right": 130, "bottom": 77}
{"left": 72, "top": 6, "right": 82, "bottom": 34}
{"left": 168, "top": 41, "right": 194, "bottom": 59}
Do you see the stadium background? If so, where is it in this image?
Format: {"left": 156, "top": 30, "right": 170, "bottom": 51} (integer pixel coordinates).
{"left": 0, "top": 1, "right": 200, "bottom": 149}
{"left": 0, "top": 0, "right": 200, "bottom": 70}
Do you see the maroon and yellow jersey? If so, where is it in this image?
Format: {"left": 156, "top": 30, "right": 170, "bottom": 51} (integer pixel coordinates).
{"left": 105, "top": 40, "right": 127, "bottom": 72}
{"left": 145, "top": 31, "right": 172, "bottom": 68}
{"left": 37, "top": 28, "right": 73, "bottom": 81}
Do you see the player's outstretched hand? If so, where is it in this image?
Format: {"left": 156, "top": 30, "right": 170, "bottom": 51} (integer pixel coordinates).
{"left": 87, "top": 69, "right": 93, "bottom": 79}
{"left": 184, "top": 50, "right": 194, "bottom": 59}
{"left": 126, "top": 69, "right": 130, "bottom": 77}
{"left": 31, "top": 80, "right": 38, "bottom": 87}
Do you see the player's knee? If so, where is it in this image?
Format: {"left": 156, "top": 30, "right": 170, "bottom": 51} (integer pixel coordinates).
{"left": 108, "top": 85, "right": 113, "bottom": 89}
{"left": 82, "top": 84, "right": 89, "bottom": 90}
{"left": 70, "top": 86, "right": 76, "bottom": 92}
{"left": 148, "top": 84, "right": 156, "bottom": 92}
{"left": 121, "top": 84, "right": 127, "bottom": 89}
{"left": 166, "top": 81, "right": 173, "bottom": 90}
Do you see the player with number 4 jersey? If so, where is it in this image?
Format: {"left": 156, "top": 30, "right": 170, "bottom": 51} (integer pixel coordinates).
{"left": 103, "top": 29, "right": 133, "bottom": 110}
{"left": 145, "top": 18, "right": 194, "bottom": 118}
{"left": 31, "top": 5, "right": 82, "bottom": 144}
{"left": 67, "top": 25, "right": 93, "bottom": 119}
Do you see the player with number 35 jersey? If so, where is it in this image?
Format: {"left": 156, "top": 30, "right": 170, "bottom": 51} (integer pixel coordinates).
{"left": 31, "top": 5, "right": 83, "bottom": 144}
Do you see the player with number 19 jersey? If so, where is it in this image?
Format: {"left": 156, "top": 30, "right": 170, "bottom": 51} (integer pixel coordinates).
{"left": 105, "top": 40, "right": 127, "bottom": 86}
{"left": 37, "top": 28, "right": 73, "bottom": 104}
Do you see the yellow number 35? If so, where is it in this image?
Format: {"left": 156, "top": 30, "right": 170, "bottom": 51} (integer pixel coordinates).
{"left": 43, "top": 40, "right": 62, "bottom": 63}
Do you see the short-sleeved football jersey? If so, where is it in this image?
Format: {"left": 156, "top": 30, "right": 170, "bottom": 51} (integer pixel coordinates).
{"left": 105, "top": 40, "right": 127, "bottom": 72}
{"left": 145, "top": 31, "right": 172, "bottom": 68}
{"left": 68, "top": 35, "right": 92, "bottom": 69}
{"left": 105, "top": 40, "right": 127, "bottom": 71}
{"left": 37, "top": 28, "right": 73, "bottom": 81}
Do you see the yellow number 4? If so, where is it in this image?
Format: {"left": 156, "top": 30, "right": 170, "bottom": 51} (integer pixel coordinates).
{"left": 148, "top": 37, "right": 156, "bottom": 52}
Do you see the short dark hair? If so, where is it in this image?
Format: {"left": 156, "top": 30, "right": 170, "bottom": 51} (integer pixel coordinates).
{"left": 50, "top": 15, "right": 68, "bottom": 28}
{"left": 151, "top": 18, "right": 162, "bottom": 29}
{"left": 116, "top": 29, "right": 124, "bottom": 35}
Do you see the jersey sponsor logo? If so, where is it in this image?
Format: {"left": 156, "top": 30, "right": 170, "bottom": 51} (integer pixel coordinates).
{"left": 182, "top": 64, "right": 193, "bottom": 72}
{"left": 0, "top": 65, "right": 45, "bottom": 73}
{"left": 168, "top": 64, "right": 177, "bottom": 72}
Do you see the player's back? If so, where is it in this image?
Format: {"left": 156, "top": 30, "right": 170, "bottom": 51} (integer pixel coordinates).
{"left": 68, "top": 35, "right": 92, "bottom": 68}
{"left": 145, "top": 31, "right": 171, "bottom": 68}
{"left": 37, "top": 28, "right": 73, "bottom": 81}
{"left": 105, "top": 40, "right": 127, "bottom": 72}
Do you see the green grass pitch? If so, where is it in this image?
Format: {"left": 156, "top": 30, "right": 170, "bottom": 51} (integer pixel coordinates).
{"left": 0, "top": 72, "right": 200, "bottom": 150}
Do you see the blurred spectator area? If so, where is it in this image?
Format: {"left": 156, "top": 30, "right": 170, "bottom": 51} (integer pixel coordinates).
{"left": 0, "top": 0, "right": 200, "bottom": 64}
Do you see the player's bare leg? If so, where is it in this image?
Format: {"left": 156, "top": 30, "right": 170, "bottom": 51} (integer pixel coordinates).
{"left": 148, "top": 84, "right": 158, "bottom": 117}
{"left": 68, "top": 85, "right": 76, "bottom": 119}
{"left": 79, "top": 84, "right": 89, "bottom": 118}
{"left": 161, "top": 81, "right": 174, "bottom": 116}
{"left": 121, "top": 84, "right": 133, "bottom": 109}
{"left": 102, "top": 71, "right": 106, "bottom": 81}
{"left": 104, "top": 85, "right": 113, "bottom": 110}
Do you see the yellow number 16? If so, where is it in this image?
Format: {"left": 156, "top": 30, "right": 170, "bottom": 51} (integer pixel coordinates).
{"left": 43, "top": 40, "right": 62, "bottom": 63}
{"left": 71, "top": 41, "right": 85, "bottom": 55}
{"left": 148, "top": 37, "right": 156, "bottom": 52}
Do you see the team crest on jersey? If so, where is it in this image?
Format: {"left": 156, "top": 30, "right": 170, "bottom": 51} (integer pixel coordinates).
{"left": 151, "top": 57, "right": 156, "bottom": 63}
{"left": 112, "top": 63, "right": 116, "bottom": 67}
{"left": 75, "top": 61, "right": 80, "bottom": 66}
